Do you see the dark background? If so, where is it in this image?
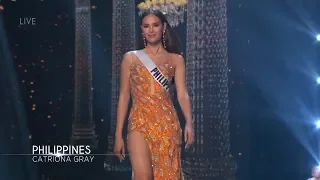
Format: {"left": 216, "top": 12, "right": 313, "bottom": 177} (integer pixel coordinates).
{"left": 1, "top": 0, "right": 320, "bottom": 179}
{"left": 228, "top": 0, "right": 320, "bottom": 179}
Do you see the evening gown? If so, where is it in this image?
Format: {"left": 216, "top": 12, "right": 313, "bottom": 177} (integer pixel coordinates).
{"left": 127, "top": 51, "right": 184, "bottom": 179}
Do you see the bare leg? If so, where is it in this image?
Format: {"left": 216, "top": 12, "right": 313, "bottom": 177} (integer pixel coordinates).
{"left": 127, "top": 131, "right": 153, "bottom": 180}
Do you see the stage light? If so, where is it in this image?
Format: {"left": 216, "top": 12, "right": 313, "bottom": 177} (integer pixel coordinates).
{"left": 317, "top": 34, "right": 320, "bottom": 41}
{"left": 317, "top": 77, "right": 320, "bottom": 84}
{"left": 315, "top": 120, "right": 320, "bottom": 128}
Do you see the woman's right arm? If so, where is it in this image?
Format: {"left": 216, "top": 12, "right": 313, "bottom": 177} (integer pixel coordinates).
{"left": 115, "top": 53, "right": 132, "bottom": 138}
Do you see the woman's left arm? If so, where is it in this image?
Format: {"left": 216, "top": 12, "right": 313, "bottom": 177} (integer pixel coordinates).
{"left": 173, "top": 54, "right": 194, "bottom": 146}
{"left": 173, "top": 54, "right": 193, "bottom": 124}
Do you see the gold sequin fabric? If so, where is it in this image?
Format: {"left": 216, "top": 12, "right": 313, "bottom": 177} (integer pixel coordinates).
{"left": 127, "top": 53, "right": 183, "bottom": 180}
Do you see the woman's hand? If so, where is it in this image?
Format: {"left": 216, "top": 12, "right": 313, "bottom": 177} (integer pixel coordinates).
{"left": 113, "top": 136, "right": 125, "bottom": 161}
{"left": 184, "top": 121, "right": 194, "bottom": 149}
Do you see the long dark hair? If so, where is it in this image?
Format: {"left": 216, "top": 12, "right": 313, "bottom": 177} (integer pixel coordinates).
{"left": 138, "top": 10, "right": 182, "bottom": 55}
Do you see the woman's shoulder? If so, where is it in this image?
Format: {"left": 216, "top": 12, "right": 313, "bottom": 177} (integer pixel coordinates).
{"left": 123, "top": 49, "right": 145, "bottom": 57}
{"left": 168, "top": 52, "right": 183, "bottom": 59}
{"left": 123, "top": 50, "right": 135, "bottom": 56}
{"left": 125, "top": 49, "right": 144, "bottom": 54}
{"left": 122, "top": 50, "right": 143, "bottom": 65}
{"left": 168, "top": 52, "right": 184, "bottom": 66}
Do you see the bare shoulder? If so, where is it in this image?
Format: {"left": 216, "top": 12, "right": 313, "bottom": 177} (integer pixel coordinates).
{"left": 121, "top": 51, "right": 134, "bottom": 67}
{"left": 169, "top": 53, "right": 184, "bottom": 65}
{"left": 123, "top": 51, "right": 135, "bottom": 59}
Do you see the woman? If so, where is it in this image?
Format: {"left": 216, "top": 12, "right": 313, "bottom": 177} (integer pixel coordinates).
{"left": 113, "top": 10, "right": 194, "bottom": 180}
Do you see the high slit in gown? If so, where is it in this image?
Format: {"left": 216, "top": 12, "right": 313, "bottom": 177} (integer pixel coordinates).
{"left": 127, "top": 51, "right": 183, "bottom": 179}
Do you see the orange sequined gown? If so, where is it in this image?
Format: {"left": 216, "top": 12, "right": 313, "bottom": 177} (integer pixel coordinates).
{"left": 127, "top": 52, "right": 183, "bottom": 180}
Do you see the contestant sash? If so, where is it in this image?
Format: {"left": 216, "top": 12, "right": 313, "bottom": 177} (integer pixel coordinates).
{"left": 134, "top": 50, "right": 170, "bottom": 92}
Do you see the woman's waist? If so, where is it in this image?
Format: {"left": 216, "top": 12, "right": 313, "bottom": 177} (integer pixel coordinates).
{"left": 131, "top": 102, "right": 175, "bottom": 113}
{"left": 131, "top": 96, "right": 173, "bottom": 107}
{"left": 128, "top": 110, "right": 181, "bottom": 132}
{"left": 129, "top": 102, "right": 178, "bottom": 119}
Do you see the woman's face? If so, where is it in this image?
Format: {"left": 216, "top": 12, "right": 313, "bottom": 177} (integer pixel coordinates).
{"left": 141, "top": 14, "right": 164, "bottom": 45}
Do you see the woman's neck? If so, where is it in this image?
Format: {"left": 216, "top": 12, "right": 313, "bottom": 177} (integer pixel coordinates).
{"left": 145, "top": 43, "right": 163, "bottom": 55}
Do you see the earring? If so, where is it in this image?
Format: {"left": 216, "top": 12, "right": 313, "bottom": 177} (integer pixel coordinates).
{"left": 162, "top": 30, "right": 166, "bottom": 49}
{"left": 142, "top": 33, "right": 147, "bottom": 47}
